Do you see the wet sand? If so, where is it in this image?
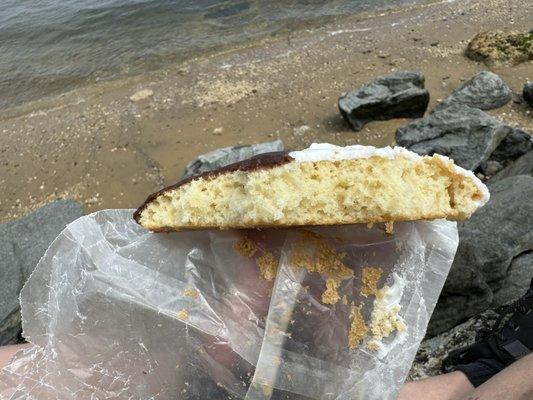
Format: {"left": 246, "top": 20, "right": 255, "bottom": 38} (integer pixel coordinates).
{"left": 1, "top": 0, "right": 531, "bottom": 223}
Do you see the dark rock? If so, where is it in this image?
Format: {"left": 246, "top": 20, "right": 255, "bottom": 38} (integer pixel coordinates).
{"left": 492, "top": 150, "right": 533, "bottom": 181}
{"left": 0, "top": 308, "right": 22, "bottom": 346}
{"left": 182, "top": 140, "right": 284, "bottom": 179}
{"left": 412, "top": 271, "right": 533, "bottom": 379}
{"left": 427, "top": 286, "right": 493, "bottom": 337}
{"left": 0, "top": 200, "right": 83, "bottom": 345}
{"left": 338, "top": 71, "right": 429, "bottom": 131}
{"left": 479, "top": 160, "right": 504, "bottom": 177}
{"left": 488, "top": 129, "right": 533, "bottom": 164}
{"left": 428, "top": 175, "right": 533, "bottom": 335}
{"left": 396, "top": 103, "right": 509, "bottom": 170}
{"left": 523, "top": 82, "right": 533, "bottom": 107}
{"left": 410, "top": 309, "right": 501, "bottom": 379}
{"left": 480, "top": 129, "right": 533, "bottom": 176}
{"left": 442, "top": 71, "right": 512, "bottom": 110}
{"left": 0, "top": 240, "right": 22, "bottom": 345}
{"left": 465, "top": 31, "right": 533, "bottom": 66}
{"left": 493, "top": 252, "right": 533, "bottom": 307}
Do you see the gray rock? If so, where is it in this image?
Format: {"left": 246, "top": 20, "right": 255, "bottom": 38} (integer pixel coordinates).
{"left": 428, "top": 175, "right": 533, "bottom": 335}
{"left": 338, "top": 71, "right": 429, "bottom": 131}
{"left": 480, "top": 129, "right": 533, "bottom": 177}
{"left": 0, "top": 240, "right": 22, "bottom": 344}
{"left": 410, "top": 309, "right": 501, "bottom": 379}
{"left": 493, "top": 252, "right": 533, "bottom": 307}
{"left": 487, "top": 129, "right": 533, "bottom": 164}
{"left": 396, "top": 103, "right": 509, "bottom": 170}
{"left": 479, "top": 160, "right": 504, "bottom": 177}
{"left": 0, "top": 200, "right": 83, "bottom": 345}
{"left": 428, "top": 285, "right": 493, "bottom": 337}
{"left": 492, "top": 150, "right": 533, "bottom": 181}
{"left": 0, "top": 308, "right": 22, "bottom": 346}
{"left": 412, "top": 272, "right": 532, "bottom": 379}
{"left": 182, "top": 140, "right": 284, "bottom": 179}
{"left": 441, "top": 71, "right": 512, "bottom": 110}
{"left": 524, "top": 82, "right": 533, "bottom": 108}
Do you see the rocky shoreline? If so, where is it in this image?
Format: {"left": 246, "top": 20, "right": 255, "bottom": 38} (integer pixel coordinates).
{"left": 2, "top": 68, "right": 531, "bottom": 373}
{"left": 0, "top": 0, "right": 532, "bottom": 383}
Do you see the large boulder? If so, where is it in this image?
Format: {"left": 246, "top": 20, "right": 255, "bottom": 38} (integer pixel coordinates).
{"left": 441, "top": 71, "right": 512, "bottom": 110}
{"left": 338, "top": 71, "right": 429, "bottom": 131}
{"left": 428, "top": 175, "right": 533, "bottom": 335}
{"left": 396, "top": 103, "right": 510, "bottom": 170}
{"left": 465, "top": 30, "right": 533, "bottom": 66}
{"left": 396, "top": 71, "right": 530, "bottom": 173}
{"left": 182, "top": 140, "right": 284, "bottom": 179}
{"left": 0, "top": 200, "right": 83, "bottom": 345}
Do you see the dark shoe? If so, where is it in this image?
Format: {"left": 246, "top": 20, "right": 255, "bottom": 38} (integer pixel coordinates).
{"left": 442, "top": 278, "right": 533, "bottom": 386}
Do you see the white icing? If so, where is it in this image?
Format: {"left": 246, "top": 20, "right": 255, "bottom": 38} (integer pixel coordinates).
{"left": 368, "top": 273, "right": 408, "bottom": 359}
{"left": 289, "top": 143, "right": 421, "bottom": 162}
{"left": 377, "top": 273, "right": 406, "bottom": 309}
{"left": 289, "top": 143, "right": 490, "bottom": 207}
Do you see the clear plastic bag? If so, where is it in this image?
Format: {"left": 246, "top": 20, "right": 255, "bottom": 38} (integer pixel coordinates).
{"left": 0, "top": 210, "right": 458, "bottom": 400}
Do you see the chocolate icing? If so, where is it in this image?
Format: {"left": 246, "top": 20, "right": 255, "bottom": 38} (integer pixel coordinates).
{"left": 133, "top": 151, "right": 294, "bottom": 224}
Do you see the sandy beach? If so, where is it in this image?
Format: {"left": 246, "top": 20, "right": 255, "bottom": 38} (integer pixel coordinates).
{"left": 0, "top": 0, "right": 531, "bottom": 223}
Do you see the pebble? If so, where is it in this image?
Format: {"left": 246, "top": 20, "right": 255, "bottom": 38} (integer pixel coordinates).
{"left": 129, "top": 89, "right": 154, "bottom": 102}
{"left": 292, "top": 125, "right": 311, "bottom": 136}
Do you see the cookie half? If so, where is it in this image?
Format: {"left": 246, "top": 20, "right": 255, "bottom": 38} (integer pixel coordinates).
{"left": 134, "top": 143, "right": 489, "bottom": 231}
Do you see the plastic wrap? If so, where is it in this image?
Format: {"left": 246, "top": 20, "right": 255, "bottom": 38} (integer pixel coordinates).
{"left": 0, "top": 210, "right": 458, "bottom": 400}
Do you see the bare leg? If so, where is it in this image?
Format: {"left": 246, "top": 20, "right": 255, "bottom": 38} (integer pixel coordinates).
{"left": 461, "top": 353, "right": 533, "bottom": 400}
{"left": 398, "top": 371, "right": 474, "bottom": 400}
{"left": 0, "top": 344, "right": 31, "bottom": 370}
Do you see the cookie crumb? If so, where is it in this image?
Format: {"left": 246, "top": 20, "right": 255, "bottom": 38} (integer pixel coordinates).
{"left": 362, "top": 267, "right": 383, "bottom": 297}
{"left": 315, "top": 241, "right": 350, "bottom": 277}
{"left": 289, "top": 241, "right": 314, "bottom": 271}
{"left": 290, "top": 231, "right": 353, "bottom": 304}
{"left": 177, "top": 309, "right": 189, "bottom": 321}
{"left": 367, "top": 222, "right": 374, "bottom": 229}
{"left": 184, "top": 288, "right": 199, "bottom": 298}
{"left": 366, "top": 340, "right": 381, "bottom": 351}
{"left": 385, "top": 221, "right": 394, "bottom": 234}
{"left": 257, "top": 252, "right": 278, "bottom": 281}
{"left": 234, "top": 236, "right": 258, "bottom": 258}
{"left": 348, "top": 305, "right": 369, "bottom": 349}
{"left": 342, "top": 294, "right": 348, "bottom": 305}
{"left": 261, "top": 383, "right": 273, "bottom": 396}
{"left": 369, "top": 283, "right": 406, "bottom": 340}
{"left": 370, "top": 303, "right": 405, "bottom": 339}
{"left": 322, "top": 278, "right": 341, "bottom": 304}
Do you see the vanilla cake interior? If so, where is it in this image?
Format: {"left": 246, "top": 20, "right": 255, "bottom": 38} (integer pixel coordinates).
{"left": 134, "top": 144, "right": 489, "bottom": 231}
